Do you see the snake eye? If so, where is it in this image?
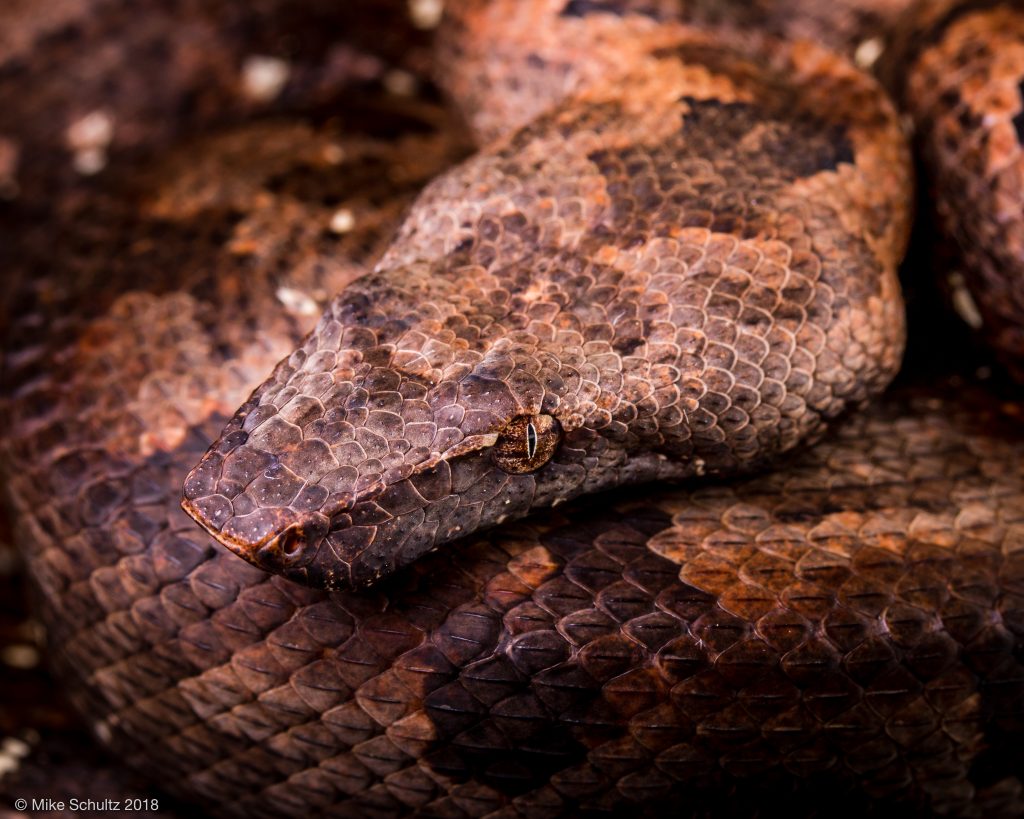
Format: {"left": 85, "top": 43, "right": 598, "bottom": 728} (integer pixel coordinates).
{"left": 493, "top": 414, "right": 561, "bottom": 474}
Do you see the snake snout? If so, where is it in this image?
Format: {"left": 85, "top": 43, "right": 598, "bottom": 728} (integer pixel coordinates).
{"left": 180, "top": 474, "right": 333, "bottom": 572}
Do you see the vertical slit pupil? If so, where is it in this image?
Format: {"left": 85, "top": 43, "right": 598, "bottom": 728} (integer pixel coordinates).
{"left": 526, "top": 421, "right": 538, "bottom": 459}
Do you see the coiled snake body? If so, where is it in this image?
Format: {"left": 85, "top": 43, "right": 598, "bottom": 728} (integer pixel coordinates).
{"left": 1, "top": 1, "right": 1023, "bottom": 817}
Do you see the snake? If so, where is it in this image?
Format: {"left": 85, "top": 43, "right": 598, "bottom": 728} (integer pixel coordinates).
{"left": 0, "top": 0, "right": 1023, "bottom": 817}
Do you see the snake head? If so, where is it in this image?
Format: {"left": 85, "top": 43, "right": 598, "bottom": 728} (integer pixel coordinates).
{"left": 180, "top": 261, "right": 676, "bottom": 590}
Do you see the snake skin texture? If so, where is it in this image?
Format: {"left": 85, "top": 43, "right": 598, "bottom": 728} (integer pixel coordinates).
{"left": 0, "top": 92, "right": 464, "bottom": 813}
{"left": 883, "top": 0, "right": 1024, "bottom": 381}
{"left": 435, "top": 0, "right": 915, "bottom": 144}
{"left": 181, "top": 18, "right": 911, "bottom": 591}
{"left": 2, "top": 2, "right": 1023, "bottom": 817}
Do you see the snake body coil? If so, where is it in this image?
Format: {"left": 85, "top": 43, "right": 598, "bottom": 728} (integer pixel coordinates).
{"left": 884, "top": 0, "right": 1024, "bottom": 380}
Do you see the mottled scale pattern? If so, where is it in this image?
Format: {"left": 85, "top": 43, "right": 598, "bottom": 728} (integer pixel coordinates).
{"left": 5, "top": 3, "right": 1022, "bottom": 818}
{"left": 885, "top": 0, "right": 1024, "bottom": 380}
{"left": 0, "top": 97, "right": 465, "bottom": 811}
{"left": 435, "top": 0, "right": 916, "bottom": 144}
{"left": 182, "top": 22, "right": 911, "bottom": 590}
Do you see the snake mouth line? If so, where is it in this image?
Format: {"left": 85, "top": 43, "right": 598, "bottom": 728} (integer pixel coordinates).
{"left": 179, "top": 430, "right": 502, "bottom": 535}
{"left": 178, "top": 429, "right": 507, "bottom": 585}
{"left": 179, "top": 495, "right": 284, "bottom": 556}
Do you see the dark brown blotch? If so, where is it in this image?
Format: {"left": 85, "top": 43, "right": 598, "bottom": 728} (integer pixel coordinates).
{"left": 1014, "top": 78, "right": 1024, "bottom": 143}
{"left": 679, "top": 97, "right": 855, "bottom": 178}
{"left": 559, "top": 0, "right": 673, "bottom": 21}
{"left": 910, "top": 0, "right": 1011, "bottom": 66}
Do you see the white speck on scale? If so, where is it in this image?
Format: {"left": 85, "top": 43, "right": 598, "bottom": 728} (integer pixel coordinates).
{"left": 242, "top": 55, "right": 290, "bottom": 102}
{"left": 854, "top": 37, "right": 884, "bottom": 71}
{"left": 330, "top": 208, "right": 356, "bottom": 234}
{"left": 277, "top": 287, "right": 320, "bottom": 317}
{"left": 408, "top": 0, "right": 444, "bottom": 29}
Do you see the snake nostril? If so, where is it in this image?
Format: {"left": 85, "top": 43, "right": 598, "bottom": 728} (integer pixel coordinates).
{"left": 278, "top": 525, "right": 307, "bottom": 559}
{"left": 271, "top": 513, "right": 330, "bottom": 564}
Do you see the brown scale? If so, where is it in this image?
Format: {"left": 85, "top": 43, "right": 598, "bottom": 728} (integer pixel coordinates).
{"left": 884, "top": 0, "right": 1024, "bottom": 380}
